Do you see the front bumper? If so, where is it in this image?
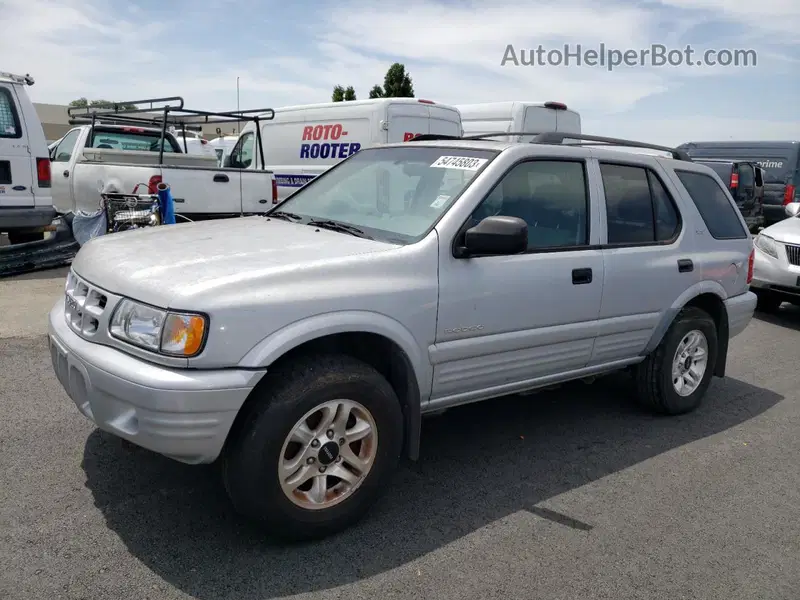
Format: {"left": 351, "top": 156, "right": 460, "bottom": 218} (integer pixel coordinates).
{"left": 750, "top": 245, "right": 800, "bottom": 300}
{"left": 48, "top": 300, "right": 265, "bottom": 464}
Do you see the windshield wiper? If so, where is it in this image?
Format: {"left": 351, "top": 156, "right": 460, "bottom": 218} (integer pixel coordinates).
{"left": 268, "top": 211, "right": 303, "bottom": 221}
{"left": 307, "top": 219, "right": 373, "bottom": 239}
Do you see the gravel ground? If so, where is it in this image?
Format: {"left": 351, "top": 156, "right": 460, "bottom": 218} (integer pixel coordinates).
{"left": 1, "top": 267, "right": 799, "bottom": 600}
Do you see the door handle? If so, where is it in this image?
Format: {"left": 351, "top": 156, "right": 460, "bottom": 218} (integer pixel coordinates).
{"left": 572, "top": 268, "right": 592, "bottom": 284}
{"left": 63, "top": 170, "right": 69, "bottom": 177}
{"left": 213, "top": 174, "right": 229, "bottom": 183}
{"left": 678, "top": 259, "right": 693, "bottom": 273}
{"left": 172, "top": 197, "right": 185, "bottom": 203}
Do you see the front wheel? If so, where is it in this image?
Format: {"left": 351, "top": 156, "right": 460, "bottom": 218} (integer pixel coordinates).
{"left": 222, "top": 354, "right": 403, "bottom": 541}
{"left": 634, "top": 307, "right": 718, "bottom": 415}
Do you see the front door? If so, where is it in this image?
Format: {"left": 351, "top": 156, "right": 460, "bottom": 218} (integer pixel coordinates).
{"left": 49, "top": 128, "right": 81, "bottom": 213}
{"left": 432, "top": 158, "right": 604, "bottom": 404}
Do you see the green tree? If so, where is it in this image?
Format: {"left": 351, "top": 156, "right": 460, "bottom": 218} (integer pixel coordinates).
{"left": 331, "top": 85, "right": 345, "bottom": 102}
{"left": 69, "top": 98, "right": 137, "bottom": 109}
{"left": 343, "top": 86, "right": 356, "bottom": 101}
{"left": 368, "top": 84, "right": 384, "bottom": 99}
{"left": 381, "top": 63, "right": 414, "bottom": 97}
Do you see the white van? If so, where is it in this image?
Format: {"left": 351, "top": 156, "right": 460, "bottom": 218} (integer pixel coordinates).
{"left": 456, "top": 101, "right": 581, "bottom": 142}
{"left": 229, "top": 98, "right": 463, "bottom": 200}
{"left": 0, "top": 71, "right": 55, "bottom": 244}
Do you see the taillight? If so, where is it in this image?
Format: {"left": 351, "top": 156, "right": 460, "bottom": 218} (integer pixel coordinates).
{"left": 730, "top": 172, "right": 739, "bottom": 188}
{"left": 201, "top": 139, "right": 208, "bottom": 145}
{"left": 36, "top": 157, "right": 51, "bottom": 188}
{"left": 544, "top": 101, "right": 568, "bottom": 110}
{"left": 783, "top": 184, "right": 796, "bottom": 205}
{"left": 417, "top": 99, "right": 435, "bottom": 104}
{"left": 148, "top": 175, "right": 162, "bottom": 194}
{"left": 272, "top": 178, "right": 278, "bottom": 203}
{"left": 747, "top": 247, "right": 754, "bottom": 284}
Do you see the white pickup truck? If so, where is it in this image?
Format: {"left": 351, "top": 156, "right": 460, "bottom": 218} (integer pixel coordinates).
{"left": 49, "top": 123, "right": 277, "bottom": 218}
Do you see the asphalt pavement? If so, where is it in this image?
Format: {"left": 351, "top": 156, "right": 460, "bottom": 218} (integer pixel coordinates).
{"left": 1, "top": 267, "right": 799, "bottom": 600}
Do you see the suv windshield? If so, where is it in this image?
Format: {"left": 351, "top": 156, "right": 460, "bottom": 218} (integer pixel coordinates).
{"left": 271, "top": 146, "right": 498, "bottom": 244}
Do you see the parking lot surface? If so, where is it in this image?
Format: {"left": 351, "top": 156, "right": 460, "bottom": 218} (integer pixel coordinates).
{"left": 1, "top": 267, "right": 799, "bottom": 600}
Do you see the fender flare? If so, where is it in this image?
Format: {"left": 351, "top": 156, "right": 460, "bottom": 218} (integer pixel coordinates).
{"left": 641, "top": 280, "right": 729, "bottom": 358}
{"left": 238, "top": 311, "right": 431, "bottom": 459}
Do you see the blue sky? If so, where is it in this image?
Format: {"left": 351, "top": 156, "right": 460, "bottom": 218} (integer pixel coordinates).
{"left": 2, "top": 0, "right": 798, "bottom": 145}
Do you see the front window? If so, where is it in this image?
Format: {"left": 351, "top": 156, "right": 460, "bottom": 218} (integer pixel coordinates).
{"left": 271, "top": 146, "right": 498, "bottom": 243}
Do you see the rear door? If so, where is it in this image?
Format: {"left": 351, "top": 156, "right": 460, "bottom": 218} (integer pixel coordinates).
{"left": 520, "top": 106, "right": 557, "bottom": 141}
{"left": 387, "top": 101, "right": 431, "bottom": 143}
{"left": 0, "top": 83, "right": 34, "bottom": 208}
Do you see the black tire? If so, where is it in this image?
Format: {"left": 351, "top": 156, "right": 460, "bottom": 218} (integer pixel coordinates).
{"left": 634, "top": 307, "right": 718, "bottom": 415}
{"left": 222, "top": 353, "right": 403, "bottom": 541}
{"left": 7, "top": 231, "right": 44, "bottom": 245}
{"left": 754, "top": 290, "right": 782, "bottom": 313}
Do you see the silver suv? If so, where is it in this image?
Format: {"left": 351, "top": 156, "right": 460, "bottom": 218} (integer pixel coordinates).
{"left": 48, "top": 132, "right": 757, "bottom": 540}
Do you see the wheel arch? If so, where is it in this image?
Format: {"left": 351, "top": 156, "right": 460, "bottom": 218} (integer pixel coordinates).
{"left": 642, "top": 282, "right": 730, "bottom": 377}
{"left": 231, "top": 312, "right": 429, "bottom": 460}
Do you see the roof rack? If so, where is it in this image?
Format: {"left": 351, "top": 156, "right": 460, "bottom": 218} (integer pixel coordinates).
{"left": 532, "top": 132, "right": 692, "bottom": 161}
{"left": 64, "top": 96, "right": 274, "bottom": 164}
{"left": 0, "top": 71, "right": 34, "bottom": 85}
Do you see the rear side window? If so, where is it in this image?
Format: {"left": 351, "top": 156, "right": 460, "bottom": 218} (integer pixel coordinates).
{"left": 737, "top": 164, "right": 754, "bottom": 188}
{"left": 0, "top": 88, "right": 22, "bottom": 139}
{"left": 675, "top": 170, "right": 747, "bottom": 239}
{"left": 600, "top": 163, "right": 681, "bottom": 245}
{"left": 88, "top": 130, "right": 178, "bottom": 152}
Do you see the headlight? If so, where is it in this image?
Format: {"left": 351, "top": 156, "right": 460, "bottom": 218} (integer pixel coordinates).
{"left": 754, "top": 234, "right": 778, "bottom": 258}
{"left": 109, "top": 299, "right": 207, "bottom": 357}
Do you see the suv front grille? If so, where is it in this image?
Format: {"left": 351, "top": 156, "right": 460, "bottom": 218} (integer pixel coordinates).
{"left": 64, "top": 271, "right": 108, "bottom": 337}
{"left": 786, "top": 244, "right": 800, "bottom": 266}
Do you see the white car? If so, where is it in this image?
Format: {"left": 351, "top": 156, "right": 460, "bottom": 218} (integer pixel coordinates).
{"left": 751, "top": 201, "right": 800, "bottom": 311}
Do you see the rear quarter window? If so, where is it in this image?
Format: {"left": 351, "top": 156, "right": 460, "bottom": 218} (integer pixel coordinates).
{"left": 0, "top": 87, "right": 22, "bottom": 139}
{"left": 674, "top": 169, "right": 747, "bottom": 239}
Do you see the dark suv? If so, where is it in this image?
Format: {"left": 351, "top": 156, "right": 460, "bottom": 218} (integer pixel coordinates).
{"left": 695, "top": 159, "right": 765, "bottom": 232}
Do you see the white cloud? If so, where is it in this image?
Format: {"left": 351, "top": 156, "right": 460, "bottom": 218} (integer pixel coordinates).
{"left": 1, "top": 0, "right": 797, "bottom": 144}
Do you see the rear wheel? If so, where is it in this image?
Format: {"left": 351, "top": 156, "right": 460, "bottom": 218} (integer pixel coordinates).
{"left": 634, "top": 307, "right": 718, "bottom": 415}
{"left": 222, "top": 354, "right": 403, "bottom": 541}
{"left": 754, "top": 290, "right": 782, "bottom": 313}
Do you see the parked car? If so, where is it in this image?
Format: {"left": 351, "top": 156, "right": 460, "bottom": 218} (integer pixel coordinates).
{"left": 48, "top": 131, "right": 756, "bottom": 540}
{"left": 49, "top": 121, "right": 277, "bottom": 219}
{"left": 677, "top": 141, "right": 800, "bottom": 227}
{"left": 456, "top": 100, "right": 581, "bottom": 141}
{"left": 750, "top": 201, "right": 800, "bottom": 311}
{"left": 693, "top": 159, "right": 765, "bottom": 232}
{"left": 229, "top": 98, "right": 464, "bottom": 202}
{"left": 0, "top": 71, "right": 55, "bottom": 244}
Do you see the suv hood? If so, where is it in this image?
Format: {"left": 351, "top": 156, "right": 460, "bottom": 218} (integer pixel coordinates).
{"left": 72, "top": 216, "right": 399, "bottom": 307}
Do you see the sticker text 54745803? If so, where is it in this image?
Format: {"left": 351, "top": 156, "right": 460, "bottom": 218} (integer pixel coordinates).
{"left": 430, "top": 156, "right": 488, "bottom": 171}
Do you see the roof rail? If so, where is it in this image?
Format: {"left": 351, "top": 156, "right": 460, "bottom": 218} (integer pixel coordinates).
{"left": 532, "top": 132, "right": 692, "bottom": 161}
{"left": 0, "top": 71, "right": 34, "bottom": 85}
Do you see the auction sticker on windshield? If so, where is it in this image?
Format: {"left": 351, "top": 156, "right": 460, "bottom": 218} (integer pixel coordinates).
{"left": 430, "top": 156, "right": 488, "bottom": 170}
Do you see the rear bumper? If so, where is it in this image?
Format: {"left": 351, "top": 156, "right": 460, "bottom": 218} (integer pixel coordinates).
{"left": 48, "top": 300, "right": 265, "bottom": 464}
{"left": 0, "top": 206, "right": 58, "bottom": 231}
{"left": 725, "top": 291, "right": 757, "bottom": 338}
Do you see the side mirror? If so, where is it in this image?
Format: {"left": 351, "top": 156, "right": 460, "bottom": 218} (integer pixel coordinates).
{"left": 455, "top": 215, "right": 528, "bottom": 257}
{"left": 785, "top": 202, "right": 800, "bottom": 218}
